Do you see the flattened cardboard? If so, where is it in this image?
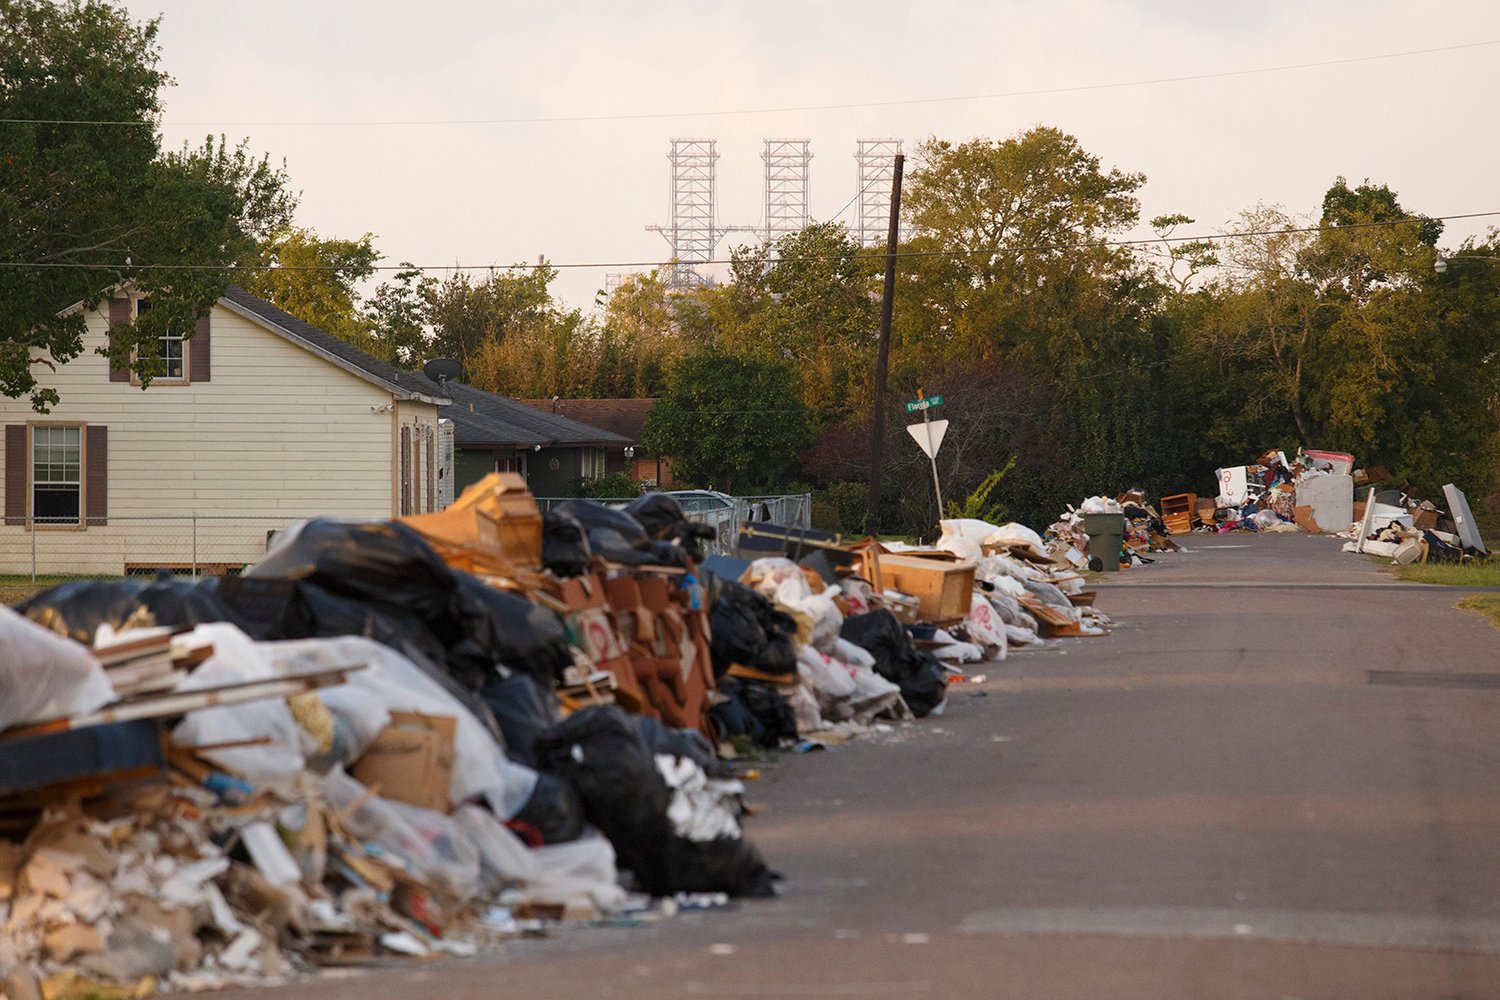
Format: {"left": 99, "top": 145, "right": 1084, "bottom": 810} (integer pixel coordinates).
{"left": 350, "top": 711, "right": 456, "bottom": 814}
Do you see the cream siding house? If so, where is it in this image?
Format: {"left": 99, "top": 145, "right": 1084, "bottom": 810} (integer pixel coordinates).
{"left": 0, "top": 286, "right": 450, "bottom": 576}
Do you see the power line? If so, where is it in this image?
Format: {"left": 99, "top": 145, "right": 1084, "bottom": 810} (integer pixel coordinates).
{"left": 4, "top": 210, "right": 1495, "bottom": 273}
{"left": 4, "top": 38, "right": 1496, "bottom": 128}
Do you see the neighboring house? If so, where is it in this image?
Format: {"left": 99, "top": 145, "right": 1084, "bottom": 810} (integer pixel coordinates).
{"left": 442, "top": 383, "right": 633, "bottom": 497}
{"left": 0, "top": 285, "right": 450, "bottom": 575}
{"left": 518, "top": 397, "right": 674, "bottom": 488}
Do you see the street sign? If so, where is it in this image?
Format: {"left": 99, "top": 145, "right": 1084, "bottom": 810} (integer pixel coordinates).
{"left": 906, "top": 418, "right": 948, "bottom": 459}
{"left": 905, "top": 395, "right": 943, "bottom": 413}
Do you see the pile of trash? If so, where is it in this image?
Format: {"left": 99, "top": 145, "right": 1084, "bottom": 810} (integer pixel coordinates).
{"left": 0, "top": 475, "right": 1123, "bottom": 994}
{"left": 1202, "top": 447, "right": 1488, "bottom": 562}
{"left": 1047, "top": 493, "right": 1182, "bottom": 570}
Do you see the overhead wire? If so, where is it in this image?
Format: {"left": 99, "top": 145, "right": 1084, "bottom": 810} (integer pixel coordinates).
{"left": 5, "top": 210, "right": 1494, "bottom": 273}
{"left": 4, "top": 38, "right": 1495, "bottom": 128}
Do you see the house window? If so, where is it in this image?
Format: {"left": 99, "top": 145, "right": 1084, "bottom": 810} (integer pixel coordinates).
{"left": 32, "top": 426, "right": 81, "bottom": 525}
{"left": 134, "top": 299, "right": 185, "bottom": 379}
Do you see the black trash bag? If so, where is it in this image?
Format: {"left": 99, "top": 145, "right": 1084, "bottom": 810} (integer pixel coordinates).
{"left": 245, "top": 518, "right": 461, "bottom": 628}
{"left": 16, "top": 574, "right": 243, "bottom": 644}
{"left": 708, "top": 583, "right": 798, "bottom": 680}
{"left": 481, "top": 673, "right": 560, "bottom": 769}
{"left": 505, "top": 771, "right": 587, "bottom": 846}
{"left": 707, "top": 690, "right": 766, "bottom": 747}
{"left": 541, "top": 510, "right": 592, "bottom": 577}
{"left": 624, "top": 493, "right": 717, "bottom": 562}
{"left": 452, "top": 573, "right": 572, "bottom": 687}
{"left": 839, "top": 610, "right": 949, "bottom": 718}
{"left": 210, "top": 575, "right": 506, "bottom": 742}
{"left": 622, "top": 492, "right": 689, "bottom": 540}
{"left": 715, "top": 677, "right": 797, "bottom": 748}
{"left": 533, "top": 706, "right": 675, "bottom": 891}
{"left": 554, "top": 500, "right": 649, "bottom": 548}
{"left": 533, "top": 706, "right": 774, "bottom": 897}
{"left": 629, "top": 714, "right": 732, "bottom": 778}
{"left": 663, "top": 836, "right": 778, "bottom": 899}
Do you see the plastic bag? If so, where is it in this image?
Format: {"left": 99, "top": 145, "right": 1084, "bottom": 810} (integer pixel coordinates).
{"left": 170, "top": 624, "right": 309, "bottom": 793}
{"left": 713, "top": 678, "right": 798, "bottom": 747}
{"left": 962, "top": 593, "right": 1009, "bottom": 661}
{"left": 708, "top": 582, "right": 798, "bottom": 679}
{"left": 247, "top": 518, "right": 461, "bottom": 627}
{"left": 0, "top": 605, "right": 115, "bottom": 730}
{"left": 798, "top": 645, "right": 857, "bottom": 719}
{"left": 481, "top": 673, "right": 559, "bottom": 768}
{"left": 453, "top": 574, "right": 572, "bottom": 687}
{"left": 541, "top": 510, "right": 592, "bottom": 578}
{"left": 16, "top": 575, "right": 242, "bottom": 645}
{"left": 506, "top": 771, "right": 588, "bottom": 845}
{"left": 532, "top": 706, "right": 774, "bottom": 897}
{"left": 261, "top": 635, "right": 539, "bottom": 817}
{"left": 321, "top": 767, "right": 481, "bottom": 896}
{"left": 624, "top": 493, "right": 717, "bottom": 562}
{"left": 839, "top": 611, "right": 949, "bottom": 718}
{"left": 452, "top": 803, "right": 538, "bottom": 891}
{"left": 528, "top": 835, "right": 627, "bottom": 913}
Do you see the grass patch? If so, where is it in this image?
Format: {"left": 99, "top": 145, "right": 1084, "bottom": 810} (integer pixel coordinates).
{"left": 0, "top": 574, "right": 110, "bottom": 606}
{"left": 1457, "top": 594, "right": 1500, "bottom": 630}
{"left": 1386, "top": 559, "right": 1500, "bottom": 587}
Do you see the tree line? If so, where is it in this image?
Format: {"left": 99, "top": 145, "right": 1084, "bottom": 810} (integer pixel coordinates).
{"left": 6, "top": 1, "right": 1498, "bottom": 532}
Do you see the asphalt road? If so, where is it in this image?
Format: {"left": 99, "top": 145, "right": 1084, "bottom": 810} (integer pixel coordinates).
{"left": 233, "top": 534, "right": 1500, "bottom": 999}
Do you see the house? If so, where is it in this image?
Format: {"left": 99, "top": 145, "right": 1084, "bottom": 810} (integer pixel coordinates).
{"left": 518, "top": 397, "right": 674, "bottom": 488}
{"left": 442, "top": 384, "right": 634, "bottom": 497}
{"left": 0, "top": 285, "right": 450, "bottom": 575}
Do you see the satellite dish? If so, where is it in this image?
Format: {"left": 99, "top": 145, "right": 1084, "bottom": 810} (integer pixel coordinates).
{"left": 422, "top": 358, "right": 462, "bottom": 386}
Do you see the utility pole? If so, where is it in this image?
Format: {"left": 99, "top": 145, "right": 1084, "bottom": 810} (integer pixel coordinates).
{"left": 865, "top": 153, "right": 903, "bottom": 535}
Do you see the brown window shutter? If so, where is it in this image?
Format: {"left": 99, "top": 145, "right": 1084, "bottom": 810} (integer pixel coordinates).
{"left": 4, "top": 425, "right": 26, "bottom": 526}
{"left": 425, "top": 426, "right": 436, "bottom": 512}
{"left": 190, "top": 312, "right": 211, "bottom": 382}
{"left": 108, "top": 298, "right": 131, "bottom": 382}
{"left": 399, "top": 425, "right": 412, "bottom": 516}
{"left": 85, "top": 425, "right": 108, "bottom": 527}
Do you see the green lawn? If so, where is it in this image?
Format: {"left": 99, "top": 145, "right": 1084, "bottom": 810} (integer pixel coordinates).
{"left": 0, "top": 574, "right": 107, "bottom": 606}
{"left": 1387, "top": 559, "right": 1500, "bottom": 587}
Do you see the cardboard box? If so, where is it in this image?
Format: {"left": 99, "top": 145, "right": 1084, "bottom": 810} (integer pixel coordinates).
{"left": 352, "top": 711, "right": 456, "bottom": 814}
{"left": 1293, "top": 505, "right": 1323, "bottom": 534}
{"left": 872, "top": 553, "right": 976, "bottom": 623}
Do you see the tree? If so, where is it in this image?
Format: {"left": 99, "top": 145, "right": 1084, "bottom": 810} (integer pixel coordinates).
{"left": 595, "top": 268, "right": 686, "bottom": 396}
{"left": 364, "top": 264, "right": 435, "bottom": 366}
{"left": 236, "top": 226, "right": 380, "bottom": 350}
{"left": 642, "top": 352, "right": 812, "bottom": 493}
{"left": 0, "top": 2, "right": 294, "bottom": 408}
{"left": 426, "top": 265, "right": 557, "bottom": 377}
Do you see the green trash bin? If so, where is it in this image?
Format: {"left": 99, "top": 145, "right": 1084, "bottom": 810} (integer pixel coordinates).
{"left": 1082, "top": 511, "right": 1126, "bottom": 572}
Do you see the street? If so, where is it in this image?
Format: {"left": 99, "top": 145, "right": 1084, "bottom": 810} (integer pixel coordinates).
{"left": 227, "top": 534, "right": 1500, "bottom": 999}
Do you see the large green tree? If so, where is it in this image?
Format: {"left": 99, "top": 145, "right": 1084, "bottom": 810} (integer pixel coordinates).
{"left": 642, "top": 351, "right": 812, "bottom": 493}
{"left": 0, "top": 1, "right": 294, "bottom": 407}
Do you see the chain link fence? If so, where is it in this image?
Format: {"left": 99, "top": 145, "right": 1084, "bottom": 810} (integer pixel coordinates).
{"left": 2, "top": 494, "right": 813, "bottom": 579}
{"left": 535, "top": 493, "right": 812, "bottom": 556}
{"left": 2, "top": 515, "right": 300, "bottom": 581}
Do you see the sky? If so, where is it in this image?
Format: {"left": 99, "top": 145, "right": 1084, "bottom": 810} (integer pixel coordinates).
{"left": 122, "top": 0, "right": 1500, "bottom": 310}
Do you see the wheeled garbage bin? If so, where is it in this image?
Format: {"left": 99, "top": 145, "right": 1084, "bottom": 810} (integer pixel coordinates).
{"left": 1082, "top": 512, "right": 1126, "bottom": 572}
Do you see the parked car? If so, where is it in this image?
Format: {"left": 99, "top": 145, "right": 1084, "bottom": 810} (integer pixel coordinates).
{"left": 665, "top": 490, "right": 738, "bottom": 514}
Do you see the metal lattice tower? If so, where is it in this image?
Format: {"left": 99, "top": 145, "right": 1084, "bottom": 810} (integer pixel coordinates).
{"left": 646, "top": 139, "right": 720, "bottom": 289}
{"left": 854, "top": 139, "right": 904, "bottom": 246}
{"left": 762, "top": 139, "right": 812, "bottom": 244}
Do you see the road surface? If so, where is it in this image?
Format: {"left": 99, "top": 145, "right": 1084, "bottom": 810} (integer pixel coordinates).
{"left": 231, "top": 534, "right": 1500, "bottom": 999}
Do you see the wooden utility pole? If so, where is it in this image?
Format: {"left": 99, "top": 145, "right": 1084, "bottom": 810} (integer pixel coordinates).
{"left": 865, "top": 153, "right": 904, "bottom": 535}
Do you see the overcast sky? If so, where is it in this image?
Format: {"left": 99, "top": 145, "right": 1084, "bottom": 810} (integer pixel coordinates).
{"left": 123, "top": 0, "right": 1500, "bottom": 309}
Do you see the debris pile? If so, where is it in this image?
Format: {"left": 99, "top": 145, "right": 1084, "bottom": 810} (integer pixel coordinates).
{"left": 2, "top": 473, "right": 1128, "bottom": 993}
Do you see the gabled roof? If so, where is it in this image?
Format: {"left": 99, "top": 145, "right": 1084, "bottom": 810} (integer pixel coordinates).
{"left": 219, "top": 286, "right": 451, "bottom": 405}
{"left": 442, "top": 383, "right": 634, "bottom": 450}
{"left": 517, "top": 398, "right": 657, "bottom": 444}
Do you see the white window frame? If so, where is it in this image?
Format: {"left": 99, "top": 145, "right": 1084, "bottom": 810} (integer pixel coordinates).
{"left": 133, "top": 298, "right": 188, "bottom": 383}
{"left": 31, "top": 424, "right": 83, "bottom": 527}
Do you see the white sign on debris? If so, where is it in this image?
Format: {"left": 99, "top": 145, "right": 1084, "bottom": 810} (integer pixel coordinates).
{"left": 905, "top": 419, "right": 948, "bottom": 460}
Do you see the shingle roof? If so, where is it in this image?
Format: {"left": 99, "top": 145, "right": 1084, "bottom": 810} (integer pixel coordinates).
{"left": 516, "top": 398, "right": 657, "bottom": 444}
{"left": 220, "top": 286, "right": 451, "bottom": 404}
{"left": 442, "top": 383, "right": 634, "bottom": 449}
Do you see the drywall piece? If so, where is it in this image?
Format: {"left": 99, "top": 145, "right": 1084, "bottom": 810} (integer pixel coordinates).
{"left": 1443, "top": 484, "right": 1488, "bottom": 554}
{"left": 1298, "top": 474, "right": 1354, "bottom": 534}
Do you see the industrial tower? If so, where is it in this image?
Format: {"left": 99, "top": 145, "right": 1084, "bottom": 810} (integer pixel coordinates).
{"left": 854, "top": 139, "right": 904, "bottom": 247}
{"left": 761, "top": 139, "right": 812, "bottom": 244}
{"left": 645, "top": 139, "right": 720, "bottom": 290}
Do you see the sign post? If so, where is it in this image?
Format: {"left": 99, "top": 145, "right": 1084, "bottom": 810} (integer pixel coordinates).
{"left": 904, "top": 391, "right": 947, "bottom": 520}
